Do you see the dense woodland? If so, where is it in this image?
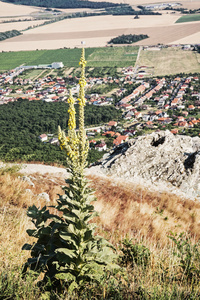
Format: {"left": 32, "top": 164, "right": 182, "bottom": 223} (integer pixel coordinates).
{"left": 0, "top": 30, "right": 21, "bottom": 41}
{"left": 108, "top": 34, "right": 149, "bottom": 44}
{"left": 1, "top": 0, "right": 161, "bottom": 14}
{"left": 0, "top": 99, "right": 121, "bottom": 165}
{"left": 1, "top": 0, "right": 119, "bottom": 9}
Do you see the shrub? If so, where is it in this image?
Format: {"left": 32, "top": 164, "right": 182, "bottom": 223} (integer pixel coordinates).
{"left": 168, "top": 232, "right": 200, "bottom": 282}
{"left": 119, "top": 238, "right": 151, "bottom": 268}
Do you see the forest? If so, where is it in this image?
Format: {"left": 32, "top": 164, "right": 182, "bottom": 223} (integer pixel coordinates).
{"left": 0, "top": 30, "right": 21, "bottom": 41}
{"left": 0, "top": 99, "right": 121, "bottom": 165}
{"left": 108, "top": 34, "right": 149, "bottom": 44}
{"left": 1, "top": 0, "right": 119, "bottom": 9}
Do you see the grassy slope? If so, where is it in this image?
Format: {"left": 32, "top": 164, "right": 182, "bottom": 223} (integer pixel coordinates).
{"left": 137, "top": 47, "right": 200, "bottom": 76}
{"left": 176, "top": 14, "right": 200, "bottom": 23}
{"left": 0, "top": 46, "right": 139, "bottom": 70}
{"left": 0, "top": 165, "right": 200, "bottom": 298}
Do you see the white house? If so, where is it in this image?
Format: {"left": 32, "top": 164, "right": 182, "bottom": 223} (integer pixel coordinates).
{"left": 51, "top": 62, "right": 64, "bottom": 69}
{"left": 95, "top": 143, "right": 107, "bottom": 152}
{"left": 39, "top": 134, "right": 48, "bottom": 142}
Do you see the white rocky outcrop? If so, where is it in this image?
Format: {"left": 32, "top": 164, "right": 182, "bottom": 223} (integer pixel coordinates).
{"left": 98, "top": 130, "right": 200, "bottom": 199}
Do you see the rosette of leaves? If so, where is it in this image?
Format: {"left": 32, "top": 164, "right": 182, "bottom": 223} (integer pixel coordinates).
{"left": 22, "top": 49, "right": 119, "bottom": 294}
{"left": 23, "top": 175, "right": 117, "bottom": 292}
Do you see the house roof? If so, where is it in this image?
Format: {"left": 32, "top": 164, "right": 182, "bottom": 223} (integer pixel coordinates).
{"left": 108, "top": 121, "right": 117, "bottom": 126}
{"left": 113, "top": 135, "right": 128, "bottom": 146}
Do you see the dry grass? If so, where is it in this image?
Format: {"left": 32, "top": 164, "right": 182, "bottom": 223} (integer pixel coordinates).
{"left": 88, "top": 175, "right": 200, "bottom": 246}
{"left": 138, "top": 47, "right": 200, "bottom": 76}
{"left": 1, "top": 166, "right": 200, "bottom": 269}
{"left": 0, "top": 166, "right": 64, "bottom": 269}
{"left": 0, "top": 166, "right": 200, "bottom": 298}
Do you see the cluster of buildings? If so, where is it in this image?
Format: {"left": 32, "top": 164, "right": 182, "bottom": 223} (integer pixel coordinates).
{"left": 1, "top": 62, "right": 200, "bottom": 150}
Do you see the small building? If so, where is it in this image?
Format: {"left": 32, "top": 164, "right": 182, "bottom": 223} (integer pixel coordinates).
{"left": 39, "top": 134, "right": 48, "bottom": 142}
{"left": 108, "top": 121, "right": 118, "bottom": 127}
{"left": 51, "top": 62, "right": 64, "bottom": 69}
{"left": 95, "top": 143, "right": 107, "bottom": 152}
{"left": 49, "top": 137, "right": 59, "bottom": 145}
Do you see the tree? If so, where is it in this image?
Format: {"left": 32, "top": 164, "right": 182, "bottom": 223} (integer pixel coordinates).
{"left": 22, "top": 49, "right": 118, "bottom": 295}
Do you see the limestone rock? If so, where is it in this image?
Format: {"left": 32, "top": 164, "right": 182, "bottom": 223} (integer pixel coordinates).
{"left": 100, "top": 130, "right": 200, "bottom": 198}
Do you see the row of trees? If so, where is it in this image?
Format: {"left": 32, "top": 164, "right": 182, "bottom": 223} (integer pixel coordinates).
{"left": 0, "top": 30, "right": 21, "bottom": 41}
{"left": 108, "top": 34, "right": 149, "bottom": 44}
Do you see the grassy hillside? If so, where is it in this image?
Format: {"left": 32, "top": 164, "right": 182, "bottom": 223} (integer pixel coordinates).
{"left": 0, "top": 165, "right": 200, "bottom": 299}
{"left": 0, "top": 46, "right": 139, "bottom": 70}
{"left": 176, "top": 14, "right": 200, "bottom": 23}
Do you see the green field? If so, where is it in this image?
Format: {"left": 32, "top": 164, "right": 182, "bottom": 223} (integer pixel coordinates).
{"left": 0, "top": 46, "right": 139, "bottom": 71}
{"left": 176, "top": 13, "right": 200, "bottom": 23}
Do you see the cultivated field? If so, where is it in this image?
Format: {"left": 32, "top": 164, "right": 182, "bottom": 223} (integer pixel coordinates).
{"left": 1, "top": 13, "right": 200, "bottom": 52}
{"left": 138, "top": 47, "right": 200, "bottom": 76}
{"left": 0, "top": 1, "right": 199, "bottom": 51}
{"left": 0, "top": 1, "right": 39, "bottom": 17}
{"left": 0, "top": 46, "right": 139, "bottom": 70}
{"left": 176, "top": 13, "right": 200, "bottom": 23}
{"left": 0, "top": 20, "right": 45, "bottom": 31}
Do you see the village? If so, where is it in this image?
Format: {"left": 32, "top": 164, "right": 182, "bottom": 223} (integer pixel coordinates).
{"left": 0, "top": 63, "right": 200, "bottom": 152}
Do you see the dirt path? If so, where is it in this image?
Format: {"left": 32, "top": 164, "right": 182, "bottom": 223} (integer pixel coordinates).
{"left": 0, "top": 162, "right": 67, "bottom": 177}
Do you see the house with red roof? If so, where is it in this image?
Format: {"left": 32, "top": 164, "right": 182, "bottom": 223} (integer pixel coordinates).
{"left": 39, "top": 134, "right": 48, "bottom": 142}
{"left": 95, "top": 142, "right": 107, "bottom": 151}
{"left": 108, "top": 121, "right": 118, "bottom": 127}
{"left": 113, "top": 135, "right": 128, "bottom": 146}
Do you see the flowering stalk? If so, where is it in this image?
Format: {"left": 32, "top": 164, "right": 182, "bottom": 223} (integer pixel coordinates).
{"left": 58, "top": 48, "right": 89, "bottom": 174}
{"left": 23, "top": 49, "right": 119, "bottom": 293}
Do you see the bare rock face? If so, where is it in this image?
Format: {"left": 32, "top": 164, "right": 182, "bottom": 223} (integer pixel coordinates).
{"left": 100, "top": 130, "right": 200, "bottom": 198}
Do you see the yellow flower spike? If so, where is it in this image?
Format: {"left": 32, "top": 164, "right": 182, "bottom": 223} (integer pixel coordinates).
{"left": 58, "top": 48, "right": 88, "bottom": 170}
{"left": 79, "top": 48, "right": 87, "bottom": 67}
{"left": 67, "top": 91, "right": 76, "bottom": 131}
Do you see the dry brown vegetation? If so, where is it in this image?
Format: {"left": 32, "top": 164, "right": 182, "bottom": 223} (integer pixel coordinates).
{"left": 0, "top": 166, "right": 64, "bottom": 269}
{"left": 88, "top": 175, "right": 200, "bottom": 246}
{"left": 1, "top": 165, "right": 200, "bottom": 298}
{"left": 1, "top": 164, "right": 200, "bottom": 269}
{"left": 138, "top": 47, "right": 200, "bottom": 76}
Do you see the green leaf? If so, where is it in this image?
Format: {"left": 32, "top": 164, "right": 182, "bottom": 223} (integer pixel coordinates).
{"left": 26, "top": 229, "right": 37, "bottom": 237}
{"left": 56, "top": 248, "right": 76, "bottom": 259}
{"left": 55, "top": 272, "right": 76, "bottom": 281}
{"left": 22, "top": 243, "right": 32, "bottom": 250}
{"left": 68, "top": 281, "right": 78, "bottom": 294}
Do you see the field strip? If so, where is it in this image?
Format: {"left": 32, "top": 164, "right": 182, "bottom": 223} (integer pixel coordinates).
{"left": 0, "top": 1, "right": 39, "bottom": 17}
{"left": 3, "top": 22, "right": 200, "bottom": 43}
{"left": 18, "top": 15, "right": 179, "bottom": 34}
{"left": 171, "top": 31, "right": 200, "bottom": 44}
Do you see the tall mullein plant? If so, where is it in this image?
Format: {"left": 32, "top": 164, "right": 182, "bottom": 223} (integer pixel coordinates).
{"left": 22, "top": 49, "right": 118, "bottom": 293}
